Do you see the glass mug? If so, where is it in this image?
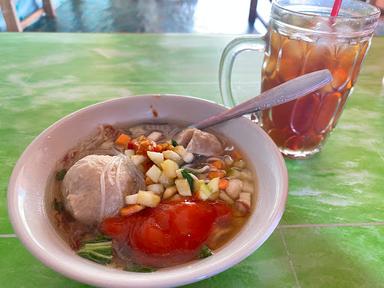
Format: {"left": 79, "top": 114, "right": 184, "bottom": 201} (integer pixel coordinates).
{"left": 219, "top": 0, "right": 380, "bottom": 159}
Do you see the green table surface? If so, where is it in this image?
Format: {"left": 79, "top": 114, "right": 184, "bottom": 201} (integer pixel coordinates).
{"left": 0, "top": 33, "right": 384, "bottom": 288}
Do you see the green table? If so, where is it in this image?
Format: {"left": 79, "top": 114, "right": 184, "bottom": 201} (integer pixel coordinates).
{"left": 0, "top": 34, "right": 383, "bottom": 288}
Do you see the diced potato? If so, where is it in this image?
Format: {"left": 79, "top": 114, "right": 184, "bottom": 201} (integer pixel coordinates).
{"left": 146, "top": 165, "right": 162, "bottom": 183}
{"left": 235, "top": 201, "right": 250, "bottom": 216}
{"left": 158, "top": 172, "right": 175, "bottom": 187}
{"left": 196, "top": 181, "right": 211, "bottom": 201}
{"left": 124, "top": 149, "right": 135, "bottom": 157}
{"left": 189, "top": 173, "right": 200, "bottom": 193}
{"left": 163, "top": 150, "right": 183, "bottom": 164}
{"left": 175, "top": 178, "right": 192, "bottom": 196}
{"left": 239, "top": 169, "right": 253, "bottom": 181}
{"left": 147, "top": 131, "right": 162, "bottom": 142}
{"left": 161, "top": 159, "right": 179, "bottom": 179}
{"left": 226, "top": 179, "right": 243, "bottom": 199}
{"left": 147, "top": 151, "right": 164, "bottom": 166}
{"left": 183, "top": 152, "right": 194, "bottom": 163}
{"left": 176, "top": 169, "right": 183, "bottom": 179}
{"left": 176, "top": 169, "right": 199, "bottom": 192}
{"left": 208, "top": 177, "right": 220, "bottom": 193}
{"left": 242, "top": 181, "right": 254, "bottom": 193}
{"left": 196, "top": 179, "right": 220, "bottom": 201}
{"left": 137, "top": 190, "right": 161, "bottom": 207}
{"left": 238, "top": 192, "right": 251, "bottom": 208}
{"left": 173, "top": 145, "right": 194, "bottom": 163}
{"left": 147, "top": 184, "right": 165, "bottom": 195}
{"left": 193, "top": 179, "right": 201, "bottom": 193}
{"left": 163, "top": 186, "right": 177, "bottom": 199}
{"left": 206, "top": 177, "right": 220, "bottom": 200}
{"left": 219, "top": 191, "right": 235, "bottom": 204}
{"left": 173, "top": 145, "right": 193, "bottom": 163}
{"left": 173, "top": 145, "right": 187, "bottom": 157}
{"left": 131, "top": 155, "right": 146, "bottom": 166}
{"left": 125, "top": 194, "right": 138, "bottom": 205}
{"left": 170, "top": 194, "right": 182, "bottom": 201}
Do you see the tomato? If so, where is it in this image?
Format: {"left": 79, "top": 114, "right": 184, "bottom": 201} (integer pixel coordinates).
{"left": 101, "top": 199, "right": 232, "bottom": 266}
{"left": 101, "top": 216, "right": 128, "bottom": 240}
{"left": 127, "top": 142, "right": 137, "bottom": 150}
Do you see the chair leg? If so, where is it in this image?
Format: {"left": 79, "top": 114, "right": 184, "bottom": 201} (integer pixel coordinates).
{"left": 248, "top": 0, "right": 258, "bottom": 25}
{"left": 0, "top": 0, "right": 22, "bottom": 31}
{"left": 43, "top": 0, "right": 56, "bottom": 18}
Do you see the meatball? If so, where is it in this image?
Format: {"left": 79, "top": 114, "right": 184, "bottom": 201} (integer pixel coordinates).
{"left": 175, "top": 128, "right": 223, "bottom": 157}
{"left": 62, "top": 154, "right": 144, "bottom": 225}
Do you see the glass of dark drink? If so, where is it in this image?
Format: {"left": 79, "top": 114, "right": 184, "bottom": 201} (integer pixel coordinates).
{"left": 219, "top": 0, "right": 380, "bottom": 159}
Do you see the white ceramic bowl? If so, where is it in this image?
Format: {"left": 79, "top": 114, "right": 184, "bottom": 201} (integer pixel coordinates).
{"left": 8, "top": 95, "right": 288, "bottom": 288}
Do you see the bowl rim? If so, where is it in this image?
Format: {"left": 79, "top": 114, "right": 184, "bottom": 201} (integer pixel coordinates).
{"left": 8, "top": 94, "right": 288, "bottom": 287}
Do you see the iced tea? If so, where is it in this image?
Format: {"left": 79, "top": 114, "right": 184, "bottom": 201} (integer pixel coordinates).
{"left": 260, "top": 29, "right": 370, "bottom": 157}
{"left": 219, "top": 0, "right": 380, "bottom": 158}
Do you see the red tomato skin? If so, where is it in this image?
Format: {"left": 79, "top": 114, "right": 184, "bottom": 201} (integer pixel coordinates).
{"left": 101, "top": 198, "right": 232, "bottom": 267}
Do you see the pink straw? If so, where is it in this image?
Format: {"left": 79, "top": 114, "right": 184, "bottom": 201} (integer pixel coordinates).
{"left": 331, "top": 0, "right": 342, "bottom": 16}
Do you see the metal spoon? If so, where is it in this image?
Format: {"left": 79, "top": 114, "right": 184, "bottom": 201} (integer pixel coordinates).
{"left": 190, "top": 69, "right": 332, "bottom": 130}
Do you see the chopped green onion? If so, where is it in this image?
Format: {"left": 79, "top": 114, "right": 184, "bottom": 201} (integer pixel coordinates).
{"left": 181, "top": 169, "right": 194, "bottom": 192}
{"left": 77, "top": 237, "right": 113, "bottom": 265}
{"left": 171, "top": 139, "right": 178, "bottom": 147}
{"left": 56, "top": 169, "right": 67, "bottom": 181}
{"left": 199, "top": 245, "right": 213, "bottom": 259}
{"left": 81, "top": 235, "right": 111, "bottom": 244}
{"left": 125, "top": 264, "right": 156, "bottom": 273}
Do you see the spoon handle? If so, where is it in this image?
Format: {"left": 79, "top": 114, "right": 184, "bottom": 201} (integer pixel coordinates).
{"left": 191, "top": 69, "right": 332, "bottom": 130}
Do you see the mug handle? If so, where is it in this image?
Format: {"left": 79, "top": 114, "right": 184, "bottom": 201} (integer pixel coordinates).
{"left": 219, "top": 36, "right": 265, "bottom": 107}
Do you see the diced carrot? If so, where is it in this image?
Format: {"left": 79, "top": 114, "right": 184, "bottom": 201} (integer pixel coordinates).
{"left": 151, "top": 146, "right": 160, "bottom": 152}
{"left": 208, "top": 170, "right": 226, "bottom": 179}
{"left": 230, "top": 150, "right": 242, "bottom": 160}
{"left": 120, "top": 204, "right": 145, "bottom": 216}
{"left": 219, "top": 178, "right": 229, "bottom": 190}
{"left": 136, "top": 138, "right": 155, "bottom": 155}
{"left": 153, "top": 143, "right": 171, "bottom": 152}
{"left": 211, "top": 160, "right": 225, "bottom": 170}
{"left": 115, "top": 133, "right": 131, "bottom": 147}
{"left": 140, "top": 139, "right": 151, "bottom": 146}
{"left": 145, "top": 176, "right": 154, "bottom": 186}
